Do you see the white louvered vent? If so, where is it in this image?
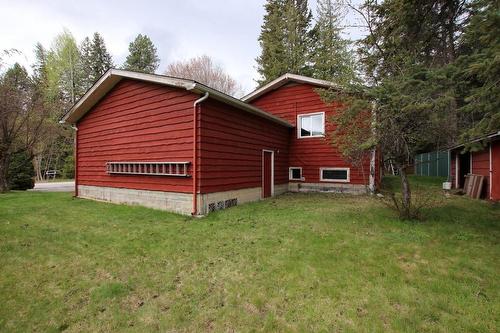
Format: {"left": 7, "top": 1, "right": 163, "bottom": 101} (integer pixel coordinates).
{"left": 106, "top": 162, "right": 190, "bottom": 177}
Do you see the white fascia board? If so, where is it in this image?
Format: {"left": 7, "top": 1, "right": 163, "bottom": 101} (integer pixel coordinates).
{"left": 242, "top": 73, "right": 339, "bottom": 102}
{"left": 60, "top": 69, "right": 292, "bottom": 128}
{"left": 191, "top": 83, "right": 293, "bottom": 128}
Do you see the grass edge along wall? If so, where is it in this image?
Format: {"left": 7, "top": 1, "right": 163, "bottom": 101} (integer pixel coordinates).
{"left": 61, "top": 70, "right": 380, "bottom": 215}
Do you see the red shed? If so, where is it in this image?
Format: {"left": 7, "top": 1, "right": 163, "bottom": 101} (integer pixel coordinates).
{"left": 450, "top": 131, "right": 500, "bottom": 201}
{"left": 61, "top": 70, "right": 380, "bottom": 215}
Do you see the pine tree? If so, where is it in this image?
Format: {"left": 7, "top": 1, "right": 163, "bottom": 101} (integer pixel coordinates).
{"left": 312, "top": 0, "right": 356, "bottom": 84}
{"left": 79, "top": 37, "right": 93, "bottom": 90}
{"left": 80, "top": 33, "right": 113, "bottom": 90}
{"left": 123, "top": 34, "right": 160, "bottom": 74}
{"left": 89, "top": 32, "right": 113, "bottom": 82}
{"left": 454, "top": 0, "right": 500, "bottom": 143}
{"left": 256, "top": 0, "right": 314, "bottom": 85}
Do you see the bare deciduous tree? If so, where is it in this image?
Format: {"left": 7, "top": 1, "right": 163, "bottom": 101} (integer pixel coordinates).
{"left": 165, "top": 55, "right": 242, "bottom": 97}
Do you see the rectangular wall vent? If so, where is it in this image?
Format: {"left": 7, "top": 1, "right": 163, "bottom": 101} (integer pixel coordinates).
{"left": 207, "top": 198, "right": 238, "bottom": 213}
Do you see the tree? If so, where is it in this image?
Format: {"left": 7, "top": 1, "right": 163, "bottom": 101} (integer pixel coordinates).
{"left": 256, "top": 0, "right": 314, "bottom": 84}
{"left": 354, "top": 0, "right": 467, "bottom": 83}
{"left": 453, "top": 0, "right": 500, "bottom": 145}
{"left": 123, "top": 34, "right": 160, "bottom": 74}
{"left": 326, "top": 66, "right": 457, "bottom": 218}
{"left": 165, "top": 55, "right": 243, "bottom": 96}
{"left": 322, "top": 0, "right": 469, "bottom": 219}
{"left": 46, "top": 29, "right": 83, "bottom": 104}
{"left": 312, "top": 0, "right": 357, "bottom": 84}
{"left": 7, "top": 149, "right": 35, "bottom": 190}
{"left": 79, "top": 37, "right": 93, "bottom": 90}
{"left": 0, "top": 63, "right": 47, "bottom": 192}
{"left": 80, "top": 33, "right": 113, "bottom": 90}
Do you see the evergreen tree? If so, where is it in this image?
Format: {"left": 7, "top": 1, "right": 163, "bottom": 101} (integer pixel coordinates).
{"left": 79, "top": 37, "right": 93, "bottom": 90}
{"left": 32, "top": 43, "right": 48, "bottom": 86}
{"left": 80, "top": 33, "right": 113, "bottom": 90}
{"left": 312, "top": 0, "right": 356, "bottom": 84}
{"left": 256, "top": 0, "right": 314, "bottom": 85}
{"left": 123, "top": 34, "right": 159, "bottom": 74}
{"left": 454, "top": 0, "right": 500, "bottom": 144}
{"left": 89, "top": 33, "right": 113, "bottom": 83}
{"left": 7, "top": 149, "right": 35, "bottom": 190}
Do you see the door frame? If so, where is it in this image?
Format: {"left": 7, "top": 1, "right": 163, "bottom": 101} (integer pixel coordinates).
{"left": 261, "top": 149, "right": 274, "bottom": 198}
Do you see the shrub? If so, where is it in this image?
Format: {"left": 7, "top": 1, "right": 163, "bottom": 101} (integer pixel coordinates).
{"left": 8, "top": 150, "right": 35, "bottom": 190}
{"left": 62, "top": 154, "right": 75, "bottom": 179}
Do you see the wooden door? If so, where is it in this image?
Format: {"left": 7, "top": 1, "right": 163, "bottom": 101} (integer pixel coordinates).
{"left": 262, "top": 150, "right": 273, "bottom": 198}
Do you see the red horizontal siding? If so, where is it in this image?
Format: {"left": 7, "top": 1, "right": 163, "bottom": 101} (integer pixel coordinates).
{"left": 492, "top": 141, "right": 500, "bottom": 201}
{"left": 251, "top": 83, "right": 372, "bottom": 185}
{"left": 472, "top": 147, "right": 490, "bottom": 198}
{"left": 198, "top": 99, "right": 289, "bottom": 194}
{"left": 77, "top": 79, "right": 197, "bottom": 193}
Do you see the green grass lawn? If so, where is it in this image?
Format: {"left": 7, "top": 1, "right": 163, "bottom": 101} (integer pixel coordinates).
{"left": 0, "top": 177, "right": 499, "bottom": 332}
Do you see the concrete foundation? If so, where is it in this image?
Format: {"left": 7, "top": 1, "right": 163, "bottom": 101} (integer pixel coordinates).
{"left": 196, "top": 183, "right": 288, "bottom": 215}
{"left": 78, "top": 182, "right": 365, "bottom": 216}
{"left": 78, "top": 185, "right": 193, "bottom": 215}
{"left": 288, "top": 182, "right": 368, "bottom": 194}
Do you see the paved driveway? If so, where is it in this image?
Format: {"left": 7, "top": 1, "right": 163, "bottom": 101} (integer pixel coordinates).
{"left": 31, "top": 181, "right": 75, "bottom": 192}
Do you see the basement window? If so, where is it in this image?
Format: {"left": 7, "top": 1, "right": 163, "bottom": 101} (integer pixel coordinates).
{"left": 106, "top": 162, "right": 190, "bottom": 177}
{"left": 320, "top": 167, "right": 350, "bottom": 183}
{"left": 298, "top": 112, "right": 325, "bottom": 138}
{"left": 289, "top": 167, "right": 303, "bottom": 181}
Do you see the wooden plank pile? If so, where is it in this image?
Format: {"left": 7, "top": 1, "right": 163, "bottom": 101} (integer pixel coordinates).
{"left": 463, "top": 174, "right": 485, "bottom": 199}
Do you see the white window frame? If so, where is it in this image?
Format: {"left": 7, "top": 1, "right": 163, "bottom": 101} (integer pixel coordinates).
{"left": 320, "top": 167, "right": 350, "bottom": 183}
{"left": 297, "top": 112, "right": 325, "bottom": 139}
{"left": 289, "top": 167, "right": 304, "bottom": 181}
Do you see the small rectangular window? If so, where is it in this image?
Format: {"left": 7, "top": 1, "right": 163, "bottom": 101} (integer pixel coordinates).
{"left": 320, "top": 167, "right": 350, "bottom": 182}
{"left": 289, "top": 167, "right": 303, "bottom": 180}
{"left": 298, "top": 112, "right": 325, "bottom": 138}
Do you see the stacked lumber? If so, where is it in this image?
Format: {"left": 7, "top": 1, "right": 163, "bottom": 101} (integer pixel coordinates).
{"left": 463, "top": 174, "right": 484, "bottom": 199}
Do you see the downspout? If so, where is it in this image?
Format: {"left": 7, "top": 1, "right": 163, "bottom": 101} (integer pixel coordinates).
{"left": 192, "top": 92, "right": 209, "bottom": 216}
{"left": 71, "top": 125, "right": 78, "bottom": 197}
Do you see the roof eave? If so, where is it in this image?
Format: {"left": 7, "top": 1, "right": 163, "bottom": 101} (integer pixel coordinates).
{"left": 191, "top": 84, "right": 293, "bottom": 128}
{"left": 242, "top": 73, "right": 340, "bottom": 102}
{"left": 449, "top": 131, "right": 500, "bottom": 150}
{"left": 60, "top": 69, "right": 292, "bottom": 128}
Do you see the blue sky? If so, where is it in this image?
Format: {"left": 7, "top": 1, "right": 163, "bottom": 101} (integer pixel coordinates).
{"left": 0, "top": 0, "right": 365, "bottom": 94}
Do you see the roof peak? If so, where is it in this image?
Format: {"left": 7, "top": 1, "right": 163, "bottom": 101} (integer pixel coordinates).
{"left": 242, "top": 73, "right": 339, "bottom": 102}
{"left": 60, "top": 69, "right": 292, "bottom": 127}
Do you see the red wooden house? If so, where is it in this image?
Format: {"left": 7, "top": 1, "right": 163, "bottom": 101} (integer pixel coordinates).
{"left": 61, "top": 70, "right": 379, "bottom": 215}
{"left": 450, "top": 131, "right": 500, "bottom": 201}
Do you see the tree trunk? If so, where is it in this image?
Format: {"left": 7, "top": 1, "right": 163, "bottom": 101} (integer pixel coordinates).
{"left": 0, "top": 153, "right": 9, "bottom": 192}
{"left": 399, "top": 166, "right": 411, "bottom": 219}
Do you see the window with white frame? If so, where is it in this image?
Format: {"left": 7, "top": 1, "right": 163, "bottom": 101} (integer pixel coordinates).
{"left": 320, "top": 167, "right": 350, "bottom": 182}
{"left": 289, "top": 167, "right": 303, "bottom": 180}
{"left": 297, "top": 112, "right": 325, "bottom": 138}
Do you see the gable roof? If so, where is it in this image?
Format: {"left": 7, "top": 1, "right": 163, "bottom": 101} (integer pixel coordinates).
{"left": 242, "top": 73, "right": 339, "bottom": 102}
{"left": 60, "top": 69, "right": 292, "bottom": 127}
